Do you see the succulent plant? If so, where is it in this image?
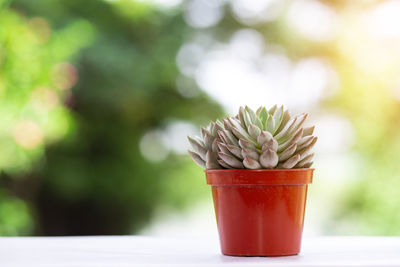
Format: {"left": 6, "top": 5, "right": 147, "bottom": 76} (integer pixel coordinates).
{"left": 188, "top": 105, "right": 317, "bottom": 169}
{"left": 187, "top": 120, "right": 224, "bottom": 169}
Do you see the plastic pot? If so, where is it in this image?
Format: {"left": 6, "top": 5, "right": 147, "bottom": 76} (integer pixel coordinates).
{"left": 205, "top": 169, "right": 313, "bottom": 257}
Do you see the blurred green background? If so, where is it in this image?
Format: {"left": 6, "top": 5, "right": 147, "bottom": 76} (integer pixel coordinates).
{"left": 1, "top": 0, "right": 400, "bottom": 236}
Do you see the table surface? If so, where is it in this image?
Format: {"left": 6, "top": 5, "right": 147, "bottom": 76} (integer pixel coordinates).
{"left": 1, "top": 236, "right": 400, "bottom": 267}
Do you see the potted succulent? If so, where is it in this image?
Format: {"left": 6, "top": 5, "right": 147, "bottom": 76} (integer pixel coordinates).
{"left": 188, "top": 105, "right": 317, "bottom": 257}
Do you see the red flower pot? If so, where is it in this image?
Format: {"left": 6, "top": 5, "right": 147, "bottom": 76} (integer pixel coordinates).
{"left": 205, "top": 169, "right": 313, "bottom": 257}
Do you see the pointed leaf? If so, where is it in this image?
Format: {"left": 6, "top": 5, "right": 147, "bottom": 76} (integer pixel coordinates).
{"left": 303, "top": 126, "right": 315, "bottom": 137}
{"left": 201, "top": 127, "right": 214, "bottom": 150}
{"left": 257, "top": 130, "right": 273, "bottom": 146}
{"left": 217, "top": 130, "right": 229, "bottom": 145}
{"left": 218, "top": 159, "right": 233, "bottom": 169}
{"left": 266, "top": 115, "right": 275, "bottom": 133}
{"left": 217, "top": 142, "right": 232, "bottom": 156}
{"left": 274, "top": 116, "right": 297, "bottom": 141}
{"left": 188, "top": 136, "right": 207, "bottom": 160}
{"left": 218, "top": 142, "right": 242, "bottom": 159}
{"left": 256, "top": 107, "right": 262, "bottom": 115}
{"left": 226, "top": 144, "right": 244, "bottom": 159}
{"left": 248, "top": 123, "right": 261, "bottom": 140}
{"left": 258, "top": 107, "right": 269, "bottom": 128}
{"left": 206, "top": 122, "right": 213, "bottom": 132}
{"left": 223, "top": 118, "right": 231, "bottom": 130}
{"left": 245, "top": 106, "right": 257, "bottom": 124}
{"left": 243, "top": 110, "right": 252, "bottom": 129}
{"left": 243, "top": 156, "right": 262, "bottom": 169}
{"left": 214, "top": 120, "right": 225, "bottom": 132}
{"left": 225, "top": 130, "right": 239, "bottom": 145}
{"left": 188, "top": 150, "right": 206, "bottom": 168}
{"left": 206, "top": 151, "right": 222, "bottom": 170}
{"left": 217, "top": 130, "right": 238, "bottom": 146}
{"left": 275, "top": 109, "right": 291, "bottom": 135}
{"left": 241, "top": 147, "right": 259, "bottom": 160}
{"left": 212, "top": 138, "right": 219, "bottom": 152}
{"left": 296, "top": 153, "right": 314, "bottom": 168}
{"left": 238, "top": 107, "right": 247, "bottom": 127}
{"left": 268, "top": 104, "right": 278, "bottom": 115}
{"left": 278, "top": 128, "right": 304, "bottom": 153}
{"left": 272, "top": 105, "right": 284, "bottom": 134}
{"left": 279, "top": 154, "right": 301, "bottom": 169}
{"left": 296, "top": 135, "right": 314, "bottom": 151}
{"left": 254, "top": 117, "right": 264, "bottom": 130}
{"left": 218, "top": 152, "right": 244, "bottom": 169}
{"left": 194, "top": 136, "right": 205, "bottom": 146}
{"left": 228, "top": 118, "right": 253, "bottom": 141}
{"left": 261, "top": 138, "right": 278, "bottom": 152}
{"left": 286, "top": 114, "right": 308, "bottom": 140}
{"left": 238, "top": 107, "right": 246, "bottom": 125}
{"left": 260, "top": 149, "right": 279, "bottom": 168}
{"left": 209, "top": 122, "right": 219, "bottom": 136}
{"left": 297, "top": 137, "right": 318, "bottom": 160}
{"left": 238, "top": 138, "right": 257, "bottom": 150}
{"left": 301, "top": 162, "right": 313, "bottom": 168}
{"left": 279, "top": 143, "right": 297, "bottom": 162}
{"left": 297, "top": 135, "right": 313, "bottom": 146}
{"left": 231, "top": 126, "right": 249, "bottom": 142}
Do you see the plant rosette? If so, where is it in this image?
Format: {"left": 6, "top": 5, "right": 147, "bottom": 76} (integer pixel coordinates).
{"left": 188, "top": 105, "right": 317, "bottom": 257}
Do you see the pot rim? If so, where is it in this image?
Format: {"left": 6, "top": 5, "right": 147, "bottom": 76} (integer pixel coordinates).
{"left": 205, "top": 168, "right": 314, "bottom": 186}
{"left": 205, "top": 168, "right": 314, "bottom": 173}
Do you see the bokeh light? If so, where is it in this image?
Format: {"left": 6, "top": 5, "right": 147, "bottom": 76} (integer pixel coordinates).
{"left": 51, "top": 62, "right": 78, "bottom": 91}
{"left": 3, "top": 0, "right": 400, "bottom": 238}
{"left": 13, "top": 120, "right": 44, "bottom": 149}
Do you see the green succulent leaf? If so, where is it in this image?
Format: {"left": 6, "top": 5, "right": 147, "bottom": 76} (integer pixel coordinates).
{"left": 272, "top": 106, "right": 284, "bottom": 133}
{"left": 227, "top": 118, "right": 253, "bottom": 141}
{"left": 245, "top": 106, "right": 258, "bottom": 125}
{"left": 269, "top": 105, "right": 278, "bottom": 115}
{"left": 248, "top": 123, "right": 261, "bottom": 140}
{"left": 275, "top": 109, "right": 291, "bottom": 135}
{"left": 258, "top": 107, "right": 269, "bottom": 127}
{"left": 266, "top": 115, "right": 275, "bottom": 133}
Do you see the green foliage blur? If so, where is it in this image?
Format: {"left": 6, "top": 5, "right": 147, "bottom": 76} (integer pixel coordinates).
{"left": 1, "top": 0, "right": 222, "bottom": 235}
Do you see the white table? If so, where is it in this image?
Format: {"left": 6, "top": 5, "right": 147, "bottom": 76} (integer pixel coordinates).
{"left": 1, "top": 236, "right": 399, "bottom": 266}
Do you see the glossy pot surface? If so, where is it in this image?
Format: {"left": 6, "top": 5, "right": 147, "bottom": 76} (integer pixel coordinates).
{"left": 206, "top": 169, "right": 313, "bottom": 257}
